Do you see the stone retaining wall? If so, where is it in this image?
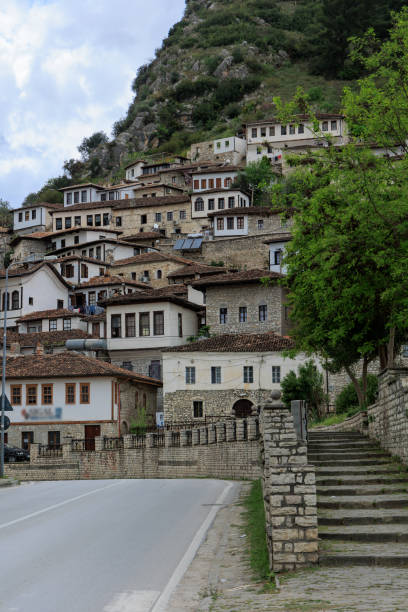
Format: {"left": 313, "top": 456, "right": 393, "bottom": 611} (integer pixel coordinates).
{"left": 311, "top": 410, "right": 368, "bottom": 434}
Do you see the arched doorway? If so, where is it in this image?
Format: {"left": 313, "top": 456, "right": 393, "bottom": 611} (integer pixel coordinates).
{"left": 121, "top": 421, "right": 129, "bottom": 434}
{"left": 232, "top": 399, "right": 254, "bottom": 418}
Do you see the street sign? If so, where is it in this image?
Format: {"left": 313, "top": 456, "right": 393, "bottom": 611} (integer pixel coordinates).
{"left": 1, "top": 416, "right": 10, "bottom": 431}
{"left": 1, "top": 394, "right": 13, "bottom": 411}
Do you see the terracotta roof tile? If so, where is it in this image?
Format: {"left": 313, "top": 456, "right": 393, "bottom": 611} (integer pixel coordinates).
{"left": 207, "top": 206, "right": 274, "bottom": 218}
{"left": 5, "top": 352, "right": 162, "bottom": 385}
{"left": 114, "top": 195, "right": 190, "bottom": 210}
{"left": 3, "top": 329, "right": 96, "bottom": 348}
{"left": 192, "top": 269, "right": 283, "bottom": 288}
{"left": 17, "top": 309, "right": 78, "bottom": 322}
{"left": 112, "top": 252, "right": 193, "bottom": 266}
{"left": 123, "top": 232, "right": 162, "bottom": 241}
{"left": 75, "top": 274, "right": 150, "bottom": 289}
{"left": 191, "top": 165, "right": 242, "bottom": 176}
{"left": 100, "top": 289, "right": 202, "bottom": 311}
{"left": 167, "top": 264, "right": 227, "bottom": 278}
{"left": 164, "top": 332, "right": 294, "bottom": 353}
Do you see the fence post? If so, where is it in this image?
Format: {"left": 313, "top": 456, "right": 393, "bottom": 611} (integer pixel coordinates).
{"left": 146, "top": 433, "right": 155, "bottom": 448}
{"left": 165, "top": 431, "right": 173, "bottom": 448}
{"left": 216, "top": 421, "right": 226, "bottom": 442}
{"left": 236, "top": 419, "right": 245, "bottom": 441}
{"left": 192, "top": 429, "right": 200, "bottom": 445}
{"left": 29, "top": 443, "right": 39, "bottom": 462}
{"left": 180, "top": 430, "right": 188, "bottom": 446}
{"left": 95, "top": 436, "right": 104, "bottom": 452}
{"left": 123, "top": 434, "right": 133, "bottom": 449}
{"left": 62, "top": 443, "right": 72, "bottom": 460}
{"left": 226, "top": 420, "right": 236, "bottom": 442}
{"left": 208, "top": 424, "right": 216, "bottom": 444}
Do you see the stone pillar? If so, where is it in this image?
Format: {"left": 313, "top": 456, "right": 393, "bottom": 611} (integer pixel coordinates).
{"left": 146, "top": 433, "right": 155, "bottom": 449}
{"left": 216, "top": 422, "right": 226, "bottom": 442}
{"left": 200, "top": 427, "right": 208, "bottom": 445}
{"left": 226, "top": 420, "right": 236, "bottom": 442}
{"left": 95, "top": 436, "right": 104, "bottom": 452}
{"left": 260, "top": 391, "right": 318, "bottom": 573}
{"left": 62, "top": 443, "right": 72, "bottom": 460}
{"left": 123, "top": 434, "right": 133, "bottom": 449}
{"left": 236, "top": 419, "right": 245, "bottom": 441}
{"left": 192, "top": 429, "right": 200, "bottom": 445}
{"left": 208, "top": 424, "right": 216, "bottom": 444}
{"left": 180, "top": 430, "right": 188, "bottom": 446}
{"left": 30, "top": 443, "right": 39, "bottom": 462}
{"left": 248, "top": 417, "right": 259, "bottom": 440}
{"left": 165, "top": 431, "right": 173, "bottom": 448}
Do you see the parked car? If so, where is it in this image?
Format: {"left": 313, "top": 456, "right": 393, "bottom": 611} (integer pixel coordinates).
{"left": 4, "top": 444, "right": 30, "bottom": 462}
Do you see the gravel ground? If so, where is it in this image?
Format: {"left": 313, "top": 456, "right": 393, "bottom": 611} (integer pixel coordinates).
{"left": 168, "top": 482, "right": 408, "bottom": 612}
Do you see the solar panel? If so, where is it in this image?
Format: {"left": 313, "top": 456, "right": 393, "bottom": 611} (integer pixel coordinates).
{"left": 173, "top": 239, "right": 184, "bottom": 250}
{"left": 183, "top": 239, "right": 193, "bottom": 249}
{"left": 191, "top": 238, "right": 203, "bottom": 249}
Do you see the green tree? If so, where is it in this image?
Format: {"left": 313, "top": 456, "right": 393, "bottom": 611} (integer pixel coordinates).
{"left": 0, "top": 199, "right": 13, "bottom": 228}
{"left": 335, "top": 374, "right": 378, "bottom": 413}
{"left": 78, "top": 131, "right": 108, "bottom": 160}
{"left": 281, "top": 360, "right": 326, "bottom": 420}
{"left": 233, "top": 158, "right": 275, "bottom": 205}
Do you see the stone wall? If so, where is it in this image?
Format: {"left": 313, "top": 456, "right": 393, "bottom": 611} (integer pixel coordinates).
{"left": 260, "top": 394, "right": 318, "bottom": 572}
{"left": 200, "top": 234, "right": 272, "bottom": 269}
{"left": 311, "top": 410, "right": 368, "bottom": 434}
{"left": 7, "top": 421, "right": 118, "bottom": 448}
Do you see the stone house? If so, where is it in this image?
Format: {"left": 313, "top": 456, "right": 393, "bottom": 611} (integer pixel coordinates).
{"left": 5, "top": 351, "right": 161, "bottom": 449}
{"left": 264, "top": 233, "right": 293, "bottom": 274}
{"left": 69, "top": 274, "right": 148, "bottom": 309}
{"left": 208, "top": 206, "right": 288, "bottom": 238}
{"left": 167, "top": 263, "right": 228, "bottom": 285}
{"left": 13, "top": 203, "right": 64, "bottom": 235}
{"left": 192, "top": 269, "right": 291, "bottom": 336}
{"left": 162, "top": 332, "right": 305, "bottom": 422}
{"left": 131, "top": 184, "right": 185, "bottom": 198}
{"left": 112, "top": 252, "right": 198, "bottom": 287}
{"left": 191, "top": 189, "right": 250, "bottom": 225}
{"left": 50, "top": 201, "right": 117, "bottom": 233}
{"left": 11, "top": 232, "right": 53, "bottom": 264}
{"left": 52, "top": 255, "right": 110, "bottom": 283}
{"left": 189, "top": 137, "right": 246, "bottom": 165}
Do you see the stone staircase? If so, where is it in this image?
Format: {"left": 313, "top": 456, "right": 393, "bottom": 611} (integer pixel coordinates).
{"left": 308, "top": 430, "right": 408, "bottom": 566}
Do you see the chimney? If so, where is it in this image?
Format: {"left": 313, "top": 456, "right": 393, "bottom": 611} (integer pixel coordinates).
{"left": 35, "top": 342, "right": 44, "bottom": 355}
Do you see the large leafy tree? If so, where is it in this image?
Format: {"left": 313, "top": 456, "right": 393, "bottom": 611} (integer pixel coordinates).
{"left": 232, "top": 158, "right": 275, "bottom": 206}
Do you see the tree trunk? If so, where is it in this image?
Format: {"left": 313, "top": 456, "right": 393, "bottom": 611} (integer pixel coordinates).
{"left": 387, "top": 326, "right": 396, "bottom": 369}
{"left": 345, "top": 365, "right": 364, "bottom": 407}
{"left": 379, "top": 344, "right": 387, "bottom": 370}
{"left": 361, "top": 356, "right": 368, "bottom": 406}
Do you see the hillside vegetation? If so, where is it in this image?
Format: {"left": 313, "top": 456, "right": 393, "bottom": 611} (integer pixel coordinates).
{"left": 24, "top": 0, "right": 405, "bottom": 205}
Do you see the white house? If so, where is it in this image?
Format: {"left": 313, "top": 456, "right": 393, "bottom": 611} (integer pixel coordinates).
{"left": 0, "top": 262, "right": 70, "bottom": 328}
{"left": 13, "top": 203, "right": 64, "bottom": 235}
{"left": 16, "top": 308, "right": 87, "bottom": 334}
{"left": 5, "top": 351, "right": 162, "bottom": 448}
{"left": 162, "top": 332, "right": 311, "bottom": 422}
{"left": 59, "top": 183, "right": 106, "bottom": 207}
{"left": 48, "top": 238, "right": 138, "bottom": 263}
{"left": 47, "top": 227, "right": 122, "bottom": 251}
{"left": 265, "top": 234, "right": 292, "bottom": 275}
{"left": 51, "top": 202, "right": 116, "bottom": 232}
{"left": 245, "top": 114, "right": 347, "bottom": 164}
{"left": 191, "top": 189, "right": 250, "bottom": 220}
{"left": 191, "top": 166, "right": 240, "bottom": 192}
{"left": 52, "top": 256, "right": 109, "bottom": 283}
{"left": 69, "top": 274, "right": 148, "bottom": 310}
{"left": 125, "top": 160, "right": 147, "bottom": 181}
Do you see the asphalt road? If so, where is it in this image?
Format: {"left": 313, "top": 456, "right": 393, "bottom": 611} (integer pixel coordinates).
{"left": 0, "top": 479, "right": 233, "bottom": 612}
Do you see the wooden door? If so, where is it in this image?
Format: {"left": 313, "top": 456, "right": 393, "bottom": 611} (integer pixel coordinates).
{"left": 84, "top": 425, "right": 100, "bottom": 451}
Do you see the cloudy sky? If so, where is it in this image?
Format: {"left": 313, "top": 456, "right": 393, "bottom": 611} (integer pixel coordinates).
{"left": 0, "top": 0, "right": 186, "bottom": 208}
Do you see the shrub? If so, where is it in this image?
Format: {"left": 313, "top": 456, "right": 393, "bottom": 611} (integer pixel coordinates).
{"left": 335, "top": 374, "right": 378, "bottom": 413}
{"left": 192, "top": 101, "right": 216, "bottom": 127}
{"left": 224, "top": 102, "right": 241, "bottom": 118}
{"left": 281, "top": 360, "right": 326, "bottom": 420}
{"left": 204, "top": 55, "right": 223, "bottom": 75}
{"left": 232, "top": 46, "right": 245, "bottom": 64}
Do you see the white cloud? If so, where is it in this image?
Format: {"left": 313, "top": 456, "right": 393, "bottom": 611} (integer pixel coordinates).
{"left": 0, "top": 0, "right": 186, "bottom": 207}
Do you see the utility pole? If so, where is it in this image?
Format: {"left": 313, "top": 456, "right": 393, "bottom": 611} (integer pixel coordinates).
{"left": 1, "top": 266, "right": 8, "bottom": 477}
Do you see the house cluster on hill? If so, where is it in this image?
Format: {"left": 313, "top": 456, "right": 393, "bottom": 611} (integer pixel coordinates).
{"left": 2, "top": 114, "right": 352, "bottom": 450}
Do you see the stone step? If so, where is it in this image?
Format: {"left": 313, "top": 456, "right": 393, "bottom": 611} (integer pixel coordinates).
{"left": 317, "top": 483, "right": 408, "bottom": 496}
{"left": 317, "top": 474, "right": 407, "bottom": 486}
{"left": 308, "top": 442, "right": 380, "bottom": 451}
{"left": 317, "top": 493, "right": 408, "bottom": 509}
{"left": 309, "top": 435, "right": 366, "bottom": 441}
{"left": 316, "top": 464, "right": 402, "bottom": 476}
{"left": 319, "top": 524, "right": 408, "bottom": 542}
{"left": 309, "top": 451, "right": 388, "bottom": 461}
{"left": 319, "top": 540, "right": 408, "bottom": 567}
{"left": 318, "top": 508, "right": 408, "bottom": 526}
{"left": 312, "top": 458, "right": 392, "bottom": 467}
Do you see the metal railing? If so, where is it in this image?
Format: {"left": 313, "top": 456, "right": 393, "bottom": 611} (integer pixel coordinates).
{"left": 130, "top": 434, "right": 146, "bottom": 449}
{"left": 154, "top": 433, "right": 165, "bottom": 448}
{"left": 39, "top": 444, "right": 62, "bottom": 458}
{"left": 103, "top": 437, "right": 124, "bottom": 450}
{"left": 71, "top": 438, "right": 96, "bottom": 452}
{"left": 171, "top": 431, "right": 180, "bottom": 447}
{"left": 186, "top": 430, "right": 192, "bottom": 446}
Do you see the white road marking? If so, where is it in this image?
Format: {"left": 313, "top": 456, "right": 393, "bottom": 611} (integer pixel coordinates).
{"left": 0, "top": 480, "right": 125, "bottom": 530}
{"left": 103, "top": 591, "right": 160, "bottom": 612}
{"left": 150, "top": 481, "right": 234, "bottom": 612}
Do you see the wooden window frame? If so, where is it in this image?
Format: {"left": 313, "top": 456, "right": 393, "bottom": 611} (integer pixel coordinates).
{"left": 10, "top": 384, "right": 22, "bottom": 406}
{"left": 26, "top": 384, "right": 38, "bottom": 405}
{"left": 41, "top": 384, "right": 53, "bottom": 405}
{"left": 65, "top": 383, "right": 76, "bottom": 404}
{"left": 80, "top": 383, "right": 90, "bottom": 404}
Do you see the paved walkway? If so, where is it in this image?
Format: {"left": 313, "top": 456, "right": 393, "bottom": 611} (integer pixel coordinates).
{"left": 168, "top": 482, "right": 408, "bottom": 612}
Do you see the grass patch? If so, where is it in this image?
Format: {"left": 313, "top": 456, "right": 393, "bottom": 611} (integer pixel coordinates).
{"left": 309, "top": 411, "right": 360, "bottom": 429}
{"left": 242, "top": 479, "right": 275, "bottom": 586}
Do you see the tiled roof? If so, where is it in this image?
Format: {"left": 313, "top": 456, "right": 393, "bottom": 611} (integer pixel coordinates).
{"left": 150, "top": 284, "right": 188, "bottom": 297}
{"left": 134, "top": 183, "right": 185, "bottom": 192}
{"left": 114, "top": 195, "right": 190, "bottom": 210}
{"left": 12, "top": 232, "right": 54, "bottom": 241}
{"left": 3, "top": 329, "right": 96, "bottom": 348}
{"left": 191, "top": 165, "right": 242, "bottom": 176}
{"left": 112, "top": 252, "right": 193, "bottom": 266}
{"left": 49, "top": 201, "right": 114, "bottom": 213}
{"left": 75, "top": 274, "right": 149, "bottom": 289}
{"left": 17, "top": 309, "right": 78, "bottom": 322}
{"left": 100, "top": 289, "right": 202, "bottom": 311}
{"left": 5, "top": 352, "right": 162, "bottom": 385}
{"left": 80, "top": 312, "right": 106, "bottom": 323}
{"left": 123, "top": 232, "right": 162, "bottom": 241}
{"left": 13, "top": 202, "right": 64, "bottom": 212}
{"left": 164, "top": 332, "right": 294, "bottom": 353}
{"left": 192, "top": 269, "right": 283, "bottom": 288}
{"left": 52, "top": 255, "right": 111, "bottom": 266}
{"left": 167, "top": 264, "right": 227, "bottom": 278}
{"left": 44, "top": 226, "right": 123, "bottom": 237}
{"left": 263, "top": 233, "right": 293, "bottom": 244}
{"left": 207, "top": 206, "right": 273, "bottom": 218}
{"left": 59, "top": 183, "right": 104, "bottom": 191}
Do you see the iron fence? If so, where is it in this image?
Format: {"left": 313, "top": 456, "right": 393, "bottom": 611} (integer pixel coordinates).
{"left": 130, "top": 434, "right": 146, "bottom": 449}
{"left": 103, "top": 437, "right": 124, "bottom": 450}
{"left": 171, "top": 431, "right": 180, "bottom": 447}
{"left": 39, "top": 444, "right": 62, "bottom": 458}
{"left": 186, "top": 430, "right": 192, "bottom": 446}
{"left": 71, "top": 438, "right": 96, "bottom": 452}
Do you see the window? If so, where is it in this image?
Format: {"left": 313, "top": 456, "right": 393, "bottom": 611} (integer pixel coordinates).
{"left": 74, "top": 235, "right": 79, "bottom": 245}
{"left": 228, "top": 197, "right": 235, "bottom": 208}
{"left": 122, "top": 361, "right": 133, "bottom": 371}
{"left": 261, "top": 127, "right": 266, "bottom": 137}
{"left": 56, "top": 218, "right": 62, "bottom": 230}
{"left": 63, "top": 263, "right": 74, "bottom": 278}
{"left": 111, "top": 315, "right": 121, "bottom": 338}
{"left": 11, "top": 291, "right": 19, "bottom": 310}
{"left": 156, "top": 270, "right": 162, "bottom": 280}
{"left": 27, "top": 321, "right": 41, "bottom": 333}
{"left": 25, "top": 211, "right": 29, "bottom": 221}
{"left": 259, "top": 304, "right": 267, "bottom": 321}
{"left": 63, "top": 318, "right": 71, "bottom": 331}
{"left": 237, "top": 217, "right": 244, "bottom": 229}
{"left": 272, "top": 366, "right": 281, "bottom": 383}
{"left": 224, "top": 177, "right": 231, "bottom": 188}
{"left": 80, "top": 383, "right": 90, "bottom": 404}
{"left": 81, "top": 190, "right": 87, "bottom": 203}
{"left": 61, "top": 239, "right": 66, "bottom": 248}
{"left": 74, "top": 192, "right": 80, "bottom": 204}
{"left": 167, "top": 211, "right": 173, "bottom": 221}
{"left": 87, "top": 215, "right": 93, "bottom": 226}
{"left": 178, "top": 313, "right": 183, "bottom": 337}
{"left": 108, "top": 191, "right": 115, "bottom": 201}
{"left": 65, "top": 383, "right": 75, "bottom": 404}
{"left": 331, "top": 120, "right": 337, "bottom": 131}
{"left": 57, "top": 299, "right": 64, "bottom": 309}
{"left": 116, "top": 216, "right": 122, "bottom": 227}
{"left": 186, "top": 367, "right": 196, "bottom": 384}
{"left": 139, "top": 312, "right": 150, "bottom": 336}
{"left": 227, "top": 217, "right": 234, "bottom": 230}
{"left": 66, "top": 193, "right": 72, "bottom": 205}
{"left": 257, "top": 219, "right": 264, "bottom": 230}
{"left": 96, "top": 246, "right": 101, "bottom": 260}
{"left": 193, "top": 401, "right": 203, "bottom": 418}
{"left": 153, "top": 311, "right": 164, "bottom": 335}
{"left": 193, "top": 179, "right": 199, "bottom": 190}
{"left": 281, "top": 125, "right": 287, "bottom": 136}
{"left": 88, "top": 248, "right": 94, "bottom": 258}
{"left": 403, "top": 345, "right": 408, "bottom": 358}
{"left": 103, "top": 213, "right": 109, "bottom": 226}
{"left": 141, "top": 214, "right": 147, "bottom": 224}
{"left": 88, "top": 292, "right": 96, "bottom": 306}
{"left": 218, "top": 198, "right": 224, "bottom": 209}
{"left": 73, "top": 216, "right": 80, "bottom": 228}
{"left": 42, "top": 384, "right": 53, "bottom": 405}
{"left": 18, "top": 212, "right": 22, "bottom": 222}
{"left": 220, "top": 308, "right": 227, "bottom": 324}
{"left": 194, "top": 198, "right": 204, "bottom": 212}
{"left": 216, "top": 141, "right": 221, "bottom": 149}
{"left": 208, "top": 199, "right": 215, "bottom": 211}
{"left": 211, "top": 366, "right": 221, "bottom": 384}
{"left": 100, "top": 193, "right": 106, "bottom": 201}
{"left": 29, "top": 297, "right": 33, "bottom": 305}
{"left": 322, "top": 121, "right": 328, "bottom": 131}
{"left": 209, "top": 178, "right": 214, "bottom": 189}
{"left": 289, "top": 124, "right": 295, "bottom": 135}
{"left": 201, "top": 179, "right": 207, "bottom": 189}
{"left": 298, "top": 123, "right": 304, "bottom": 134}
{"left": 251, "top": 128, "right": 257, "bottom": 138}
{"left": 27, "top": 385, "right": 37, "bottom": 405}
{"left": 125, "top": 313, "right": 136, "bottom": 337}
{"left": 21, "top": 431, "right": 34, "bottom": 450}
{"left": 269, "top": 126, "right": 275, "bottom": 137}
{"left": 32, "top": 209, "right": 36, "bottom": 220}
{"left": 80, "top": 264, "right": 88, "bottom": 278}
{"left": 48, "top": 431, "right": 60, "bottom": 448}
{"left": 95, "top": 214, "right": 101, "bottom": 227}
{"left": 217, "top": 218, "right": 224, "bottom": 230}
{"left": 11, "top": 385, "right": 22, "bottom": 406}
{"left": 49, "top": 319, "right": 57, "bottom": 331}
{"left": 239, "top": 306, "right": 247, "bottom": 322}
{"left": 179, "top": 210, "right": 186, "bottom": 220}
{"left": 216, "top": 177, "right": 221, "bottom": 188}
{"left": 243, "top": 366, "right": 254, "bottom": 383}
{"left": 274, "top": 250, "right": 282, "bottom": 265}
{"left": 155, "top": 212, "right": 162, "bottom": 222}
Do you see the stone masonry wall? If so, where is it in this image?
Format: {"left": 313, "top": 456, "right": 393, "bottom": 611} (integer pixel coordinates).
{"left": 200, "top": 234, "right": 272, "bottom": 269}
{"left": 311, "top": 410, "right": 368, "bottom": 434}
{"left": 260, "top": 394, "right": 318, "bottom": 572}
